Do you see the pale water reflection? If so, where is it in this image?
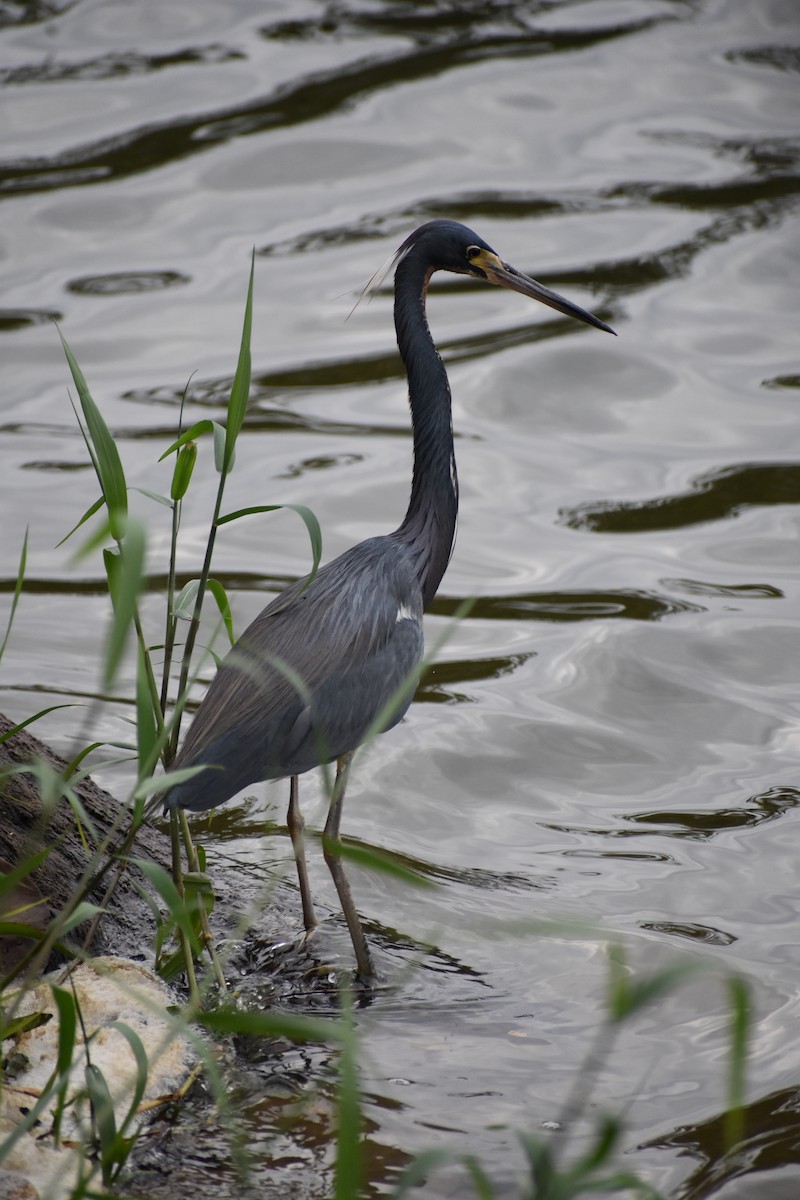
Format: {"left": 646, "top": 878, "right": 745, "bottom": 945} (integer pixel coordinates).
{"left": 2, "top": 0, "right": 799, "bottom": 1195}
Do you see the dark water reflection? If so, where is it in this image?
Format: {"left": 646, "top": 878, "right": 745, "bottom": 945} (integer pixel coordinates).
{"left": 0, "top": 0, "right": 682, "bottom": 199}
{"left": 563, "top": 462, "right": 800, "bottom": 533}
{"left": 2, "top": 0, "right": 800, "bottom": 1195}
{"left": 0, "top": 306, "right": 62, "bottom": 329}
{"left": 646, "top": 1084, "right": 800, "bottom": 1199}
{"left": 432, "top": 587, "right": 701, "bottom": 621}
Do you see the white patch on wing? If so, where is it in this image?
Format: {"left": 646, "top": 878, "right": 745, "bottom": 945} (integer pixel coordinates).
{"left": 396, "top": 604, "right": 417, "bottom": 624}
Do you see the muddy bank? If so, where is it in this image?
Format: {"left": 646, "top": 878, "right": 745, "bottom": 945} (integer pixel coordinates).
{"left": 0, "top": 712, "right": 342, "bottom": 1199}
{"left": 0, "top": 712, "right": 296, "bottom": 971}
{"left": 0, "top": 712, "right": 178, "bottom": 968}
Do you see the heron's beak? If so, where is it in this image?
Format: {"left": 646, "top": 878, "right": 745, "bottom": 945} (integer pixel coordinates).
{"left": 474, "top": 249, "right": 616, "bottom": 336}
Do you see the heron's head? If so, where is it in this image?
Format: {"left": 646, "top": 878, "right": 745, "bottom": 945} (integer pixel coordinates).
{"left": 395, "top": 219, "right": 500, "bottom": 278}
{"left": 396, "top": 218, "right": 615, "bottom": 335}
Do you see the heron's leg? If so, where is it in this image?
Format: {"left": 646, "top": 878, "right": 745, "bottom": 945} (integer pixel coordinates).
{"left": 322, "top": 752, "right": 374, "bottom": 979}
{"left": 287, "top": 774, "right": 317, "bottom": 932}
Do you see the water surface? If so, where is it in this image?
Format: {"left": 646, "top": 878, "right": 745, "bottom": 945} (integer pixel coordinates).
{"left": 2, "top": 0, "right": 799, "bottom": 1195}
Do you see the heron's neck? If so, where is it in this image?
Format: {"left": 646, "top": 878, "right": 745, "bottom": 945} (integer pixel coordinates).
{"left": 393, "top": 253, "right": 459, "bottom": 609}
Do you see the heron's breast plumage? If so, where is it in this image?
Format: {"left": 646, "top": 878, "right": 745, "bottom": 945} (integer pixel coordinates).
{"left": 166, "top": 536, "right": 424, "bottom": 811}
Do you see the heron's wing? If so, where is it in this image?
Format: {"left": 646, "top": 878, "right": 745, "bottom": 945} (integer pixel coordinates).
{"left": 168, "top": 537, "right": 423, "bottom": 810}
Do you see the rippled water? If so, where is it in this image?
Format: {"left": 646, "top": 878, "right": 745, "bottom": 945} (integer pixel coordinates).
{"left": 2, "top": 0, "right": 799, "bottom": 1195}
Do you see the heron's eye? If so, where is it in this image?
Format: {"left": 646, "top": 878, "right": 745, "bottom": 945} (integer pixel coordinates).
{"left": 466, "top": 246, "right": 481, "bottom": 261}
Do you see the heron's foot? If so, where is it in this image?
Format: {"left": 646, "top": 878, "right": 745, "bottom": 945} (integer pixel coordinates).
{"left": 298, "top": 922, "right": 319, "bottom": 947}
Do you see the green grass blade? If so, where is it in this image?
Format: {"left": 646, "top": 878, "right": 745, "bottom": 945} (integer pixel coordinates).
{"left": 132, "top": 858, "right": 202, "bottom": 957}
{"left": 205, "top": 578, "right": 234, "bottom": 644}
{"left": 0, "top": 846, "right": 51, "bottom": 897}
{"left": 173, "top": 578, "right": 201, "bottom": 621}
{"left": 55, "top": 496, "right": 105, "bottom": 548}
{"left": 0, "top": 704, "right": 76, "bottom": 747}
{"left": 560, "top": 1114, "right": 622, "bottom": 1190}
{"left": 63, "top": 740, "right": 104, "bottom": 778}
{"left": 725, "top": 975, "right": 750, "bottom": 1148}
{"left": 102, "top": 519, "right": 146, "bottom": 689}
{"left": 50, "top": 984, "right": 77, "bottom": 1143}
{"left": 51, "top": 984, "right": 78, "bottom": 1075}
{"left": 85, "top": 1062, "right": 118, "bottom": 1182}
{"left": 198, "top": 1007, "right": 346, "bottom": 1044}
{"left": 334, "top": 986, "right": 361, "bottom": 1200}
{"left": 111, "top": 1021, "right": 149, "bottom": 1133}
{"left": 136, "top": 643, "right": 158, "bottom": 776}
{"left": 463, "top": 1156, "right": 494, "bottom": 1200}
{"left": 0, "top": 528, "right": 27, "bottom": 666}
{"left": 611, "top": 957, "right": 704, "bottom": 1023}
{"left": 59, "top": 329, "right": 128, "bottom": 540}
{"left": 0, "top": 921, "right": 45, "bottom": 945}
{"left": 131, "top": 486, "right": 173, "bottom": 509}
{"left": 172, "top": 577, "right": 232, "bottom": 642}
{"left": 104, "top": 545, "right": 120, "bottom": 602}
{"left": 159, "top": 419, "right": 216, "bottom": 460}
{"left": 0, "top": 1077, "right": 65, "bottom": 1161}
{"left": 1, "top": 1011, "right": 51, "bottom": 1039}
{"left": 61, "top": 901, "right": 104, "bottom": 934}
{"left": 321, "top": 838, "right": 435, "bottom": 889}
{"left": 517, "top": 1131, "right": 554, "bottom": 1194}
{"left": 73, "top": 513, "right": 114, "bottom": 562}
{"left": 216, "top": 503, "right": 284, "bottom": 524}
{"left": 169, "top": 441, "right": 197, "bottom": 501}
{"left": 392, "top": 1150, "right": 455, "bottom": 1197}
{"left": 217, "top": 502, "right": 322, "bottom": 587}
{"left": 213, "top": 419, "right": 228, "bottom": 472}
{"left": 577, "top": 1173, "right": 665, "bottom": 1197}
{"left": 133, "top": 763, "right": 211, "bottom": 800}
{"left": 223, "top": 248, "right": 254, "bottom": 472}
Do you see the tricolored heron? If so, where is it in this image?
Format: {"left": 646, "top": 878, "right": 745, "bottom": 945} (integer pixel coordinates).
{"left": 166, "top": 219, "right": 614, "bottom": 978}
